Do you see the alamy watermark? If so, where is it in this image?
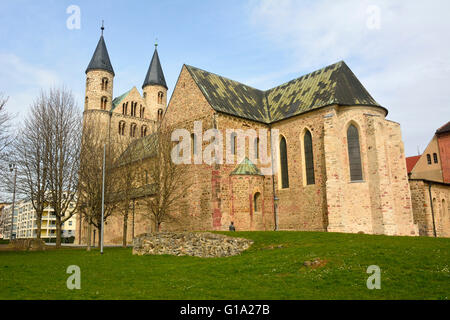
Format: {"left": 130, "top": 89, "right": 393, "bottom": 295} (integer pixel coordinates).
{"left": 66, "top": 5, "right": 81, "bottom": 30}
{"left": 66, "top": 265, "right": 81, "bottom": 290}
{"left": 366, "top": 265, "right": 381, "bottom": 289}
{"left": 170, "top": 121, "right": 280, "bottom": 175}
{"left": 366, "top": 5, "right": 381, "bottom": 30}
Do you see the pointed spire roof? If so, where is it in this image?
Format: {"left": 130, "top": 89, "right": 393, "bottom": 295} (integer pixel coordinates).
{"left": 230, "top": 158, "right": 263, "bottom": 176}
{"left": 142, "top": 46, "right": 167, "bottom": 89}
{"left": 86, "top": 34, "right": 115, "bottom": 76}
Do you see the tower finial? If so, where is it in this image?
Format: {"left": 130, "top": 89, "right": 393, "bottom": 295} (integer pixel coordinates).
{"left": 101, "top": 20, "right": 105, "bottom": 36}
{"left": 155, "top": 38, "right": 158, "bottom": 49}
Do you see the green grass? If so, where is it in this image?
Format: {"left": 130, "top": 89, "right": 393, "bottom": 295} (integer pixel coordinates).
{"left": 0, "top": 231, "right": 449, "bottom": 300}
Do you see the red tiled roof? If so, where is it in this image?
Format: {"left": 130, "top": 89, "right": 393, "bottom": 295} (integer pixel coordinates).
{"left": 406, "top": 155, "right": 421, "bottom": 173}
{"left": 436, "top": 121, "right": 450, "bottom": 134}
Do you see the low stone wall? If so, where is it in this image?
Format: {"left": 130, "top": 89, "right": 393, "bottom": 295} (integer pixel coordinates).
{"left": 10, "top": 239, "right": 46, "bottom": 251}
{"left": 133, "top": 232, "right": 253, "bottom": 258}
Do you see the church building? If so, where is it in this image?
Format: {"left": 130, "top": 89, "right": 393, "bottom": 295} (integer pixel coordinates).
{"left": 78, "top": 30, "right": 421, "bottom": 245}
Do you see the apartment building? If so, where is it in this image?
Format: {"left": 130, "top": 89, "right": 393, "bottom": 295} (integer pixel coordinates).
{"left": 0, "top": 200, "right": 77, "bottom": 241}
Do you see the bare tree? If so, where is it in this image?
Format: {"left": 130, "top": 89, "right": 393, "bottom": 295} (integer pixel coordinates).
{"left": 78, "top": 122, "right": 118, "bottom": 250}
{"left": 113, "top": 141, "right": 140, "bottom": 247}
{"left": 0, "top": 94, "right": 13, "bottom": 161}
{"left": 141, "top": 126, "right": 192, "bottom": 232}
{"left": 44, "top": 87, "right": 81, "bottom": 248}
{"left": 12, "top": 92, "right": 50, "bottom": 239}
{"left": 0, "top": 94, "right": 14, "bottom": 202}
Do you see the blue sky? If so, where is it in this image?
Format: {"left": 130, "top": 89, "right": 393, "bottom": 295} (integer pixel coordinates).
{"left": 0, "top": 0, "right": 449, "bottom": 156}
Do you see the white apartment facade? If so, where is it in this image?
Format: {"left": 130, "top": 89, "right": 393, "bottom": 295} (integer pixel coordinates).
{"left": 1, "top": 200, "right": 77, "bottom": 241}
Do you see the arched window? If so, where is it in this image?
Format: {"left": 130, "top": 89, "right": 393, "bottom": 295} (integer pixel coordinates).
{"left": 158, "top": 91, "right": 164, "bottom": 104}
{"left": 85, "top": 96, "right": 89, "bottom": 109}
{"left": 254, "top": 192, "right": 262, "bottom": 212}
{"left": 122, "top": 103, "right": 128, "bottom": 115}
{"left": 157, "top": 108, "right": 164, "bottom": 121}
{"left": 101, "top": 97, "right": 107, "bottom": 110}
{"left": 433, "top": 153, "right": 438, "bottom": 164}
{"left": 141, "top": 107, "right": 145, "bottom": 118}
{"left": 143, "top": 92, "right": 147, "bottom": 99}
{"left": 347, "top": 124, "right": 363, "bottom": 181}
{"left": 131, "top": 102, "right": 137, "bottom": 117}
{"left": 230, "top": 132, "right": 237, "bottom": 155}
{"left": 304, "top": 130, "right": 315, "bottom": 185}
{"left": 141, "top": 126, "right": 147, "bottom": 137}
{"left": 130, "top": 123, "right": 137, "bottom": 137}
{"left": 427, "top": 154, "right": 432, "bottom": 165}
{"left": 191, "top": 133, "right": 197, "bottom": 156}
{"left": 280, "top": 136, "right": 289, "bottom": 189}
{"left": 254, "top": 138, "right": 259, "bottom": 160}
{"left": 101, "top": 78, "right": 108, "bottom": 91}
{"left": 144, "top": 170, "right": 149, "bottom": 184}
{"left": 118, "top": 121, "right": 125, "bottom": 136}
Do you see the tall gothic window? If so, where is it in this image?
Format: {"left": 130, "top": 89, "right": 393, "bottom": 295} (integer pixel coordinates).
{"left": 254, "top": 137, "right": 259, "bottom": 160}
{"left": 131, "top": 102, "right": 137, "bottom": 117}
{"left": 433, "top": 153, "right": 438, "bottom": 164}
{"left": 230, "top": 132, "right": 237, "bottom": 155}
{"left": 191, "top": 133, "right": 197, "bottom": 156}
{"left": 158, "top": 109, "right": 164, "bottom": 121}
{"left": 101, "top": 97, "right": 107, "bottom": 110}
{"left": 130, "top": 123, "right": 137, "bottom": 137}
{"left": 118, "top": 121, "right": 125, "bottom": 136}
{"left": 304, "top": 130, "right": 315, "bottom": 185}
{"left": 254, "top": 192, "right": 261, "bottom": 212}
{"left": 101, "top": 78, "right": 108, "bottom": 91}
{"left": 141, "top": 126, "right": 147, "bottom": 137}
{"left": 347, "top": 124, "right": 363, "bottom": 181}
{"left": 122, "top": 103, "right": 128, "bottom": 115}
{"left": 280, "top": 136, "right": 289, "bottom": 189}
{"left": 158, "top": 91, "right": 164, "bottom": 104}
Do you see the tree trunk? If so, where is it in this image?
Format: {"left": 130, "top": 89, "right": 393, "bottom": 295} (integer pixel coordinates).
{"left": 55, "top": 215, "right": 62, "bottom": 248}
{"left": 86, "top": 222, "right": 91, "bottom": 251}
{"left": 154, "top": 219, "right": 160, "bottom": 233}
{"left": 122, "top": 210, "right": 128, "bottom": 247}
{"left": 36, "top": 214, "right": 42, "bottom": 239}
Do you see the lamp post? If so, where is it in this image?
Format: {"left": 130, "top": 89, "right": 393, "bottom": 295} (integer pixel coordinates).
{"left": 100, "top": 143, "right": 106, "bottom": 254}
{"left": 9, "top": 163, "right": 17, "bottom": 240}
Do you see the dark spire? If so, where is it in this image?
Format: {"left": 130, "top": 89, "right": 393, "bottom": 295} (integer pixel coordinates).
{"left": 85, "top": 23, "right": 115, "bottom": 76}
{"left": 142, "top": 45, "right": 167, "bottom": 89}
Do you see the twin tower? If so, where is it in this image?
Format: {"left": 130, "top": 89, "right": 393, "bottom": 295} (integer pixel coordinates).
{"left": 83, "top": 30, "right": 167, "bottom": 146}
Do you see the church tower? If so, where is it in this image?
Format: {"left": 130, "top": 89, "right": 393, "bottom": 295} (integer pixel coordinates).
{"left": 85, "top": 26, "right": 114, "bottom": 112}
{"left": 83, "top": 25, "right": 115, "bottom": 141}
{"left": 142, "top": 44, "right": 167, "bottom": 122}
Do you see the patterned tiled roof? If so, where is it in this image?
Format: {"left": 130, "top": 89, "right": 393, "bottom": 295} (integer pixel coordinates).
{"left": 186, "top": 61, "right": 383, "bottom": 124}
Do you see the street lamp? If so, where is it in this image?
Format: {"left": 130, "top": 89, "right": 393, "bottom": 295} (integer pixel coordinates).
{"left": 9, "top": 163, "right": 17, "bottom": 240}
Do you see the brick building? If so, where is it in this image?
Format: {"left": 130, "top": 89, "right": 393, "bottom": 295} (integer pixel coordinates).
{"left": 407, "top": 121, "right": 450, "bottom": 237}
{"left": 77, "top": 31, "right": 421, "bottom": 245}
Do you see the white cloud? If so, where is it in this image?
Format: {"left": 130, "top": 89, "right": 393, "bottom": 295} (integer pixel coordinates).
{"left": 248, "top": 0, "right": 450, "bottom": 156}
{"left": 0, "top": 53, "right": 61, "bottom": 120}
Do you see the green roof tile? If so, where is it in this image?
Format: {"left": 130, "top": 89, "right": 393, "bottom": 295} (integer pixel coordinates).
{"left": 230, "top": 157, "right": 263, "bottom": 176}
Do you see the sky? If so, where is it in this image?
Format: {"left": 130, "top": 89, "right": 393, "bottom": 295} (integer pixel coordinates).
{"left": 0, "top": 0, "right": 449, "bottom": 157}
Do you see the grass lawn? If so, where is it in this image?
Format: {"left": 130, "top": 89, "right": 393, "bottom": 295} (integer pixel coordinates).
{"left": 0, "top": 231, "right": 449, "bottom": 300}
